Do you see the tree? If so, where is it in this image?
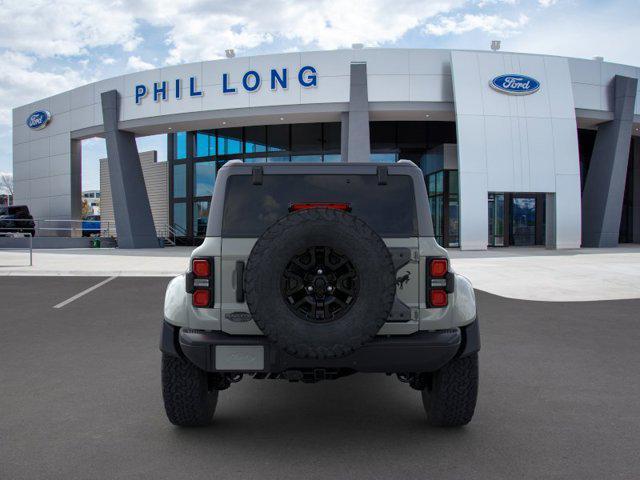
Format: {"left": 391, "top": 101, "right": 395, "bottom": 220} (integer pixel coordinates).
{"left": 0, "top": 172, "right": 13, "bottom": 205}
{"left": 81, "top": 199, "right": 91, "bottom": 217}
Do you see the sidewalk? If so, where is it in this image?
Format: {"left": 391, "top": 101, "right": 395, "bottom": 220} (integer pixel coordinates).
{"left": 0, "top": 247, "right": 192, "bottom": 277}
{"left": 1, "top": 245, "right": 639, "bottom": 301}
{"left": 449, "top": 245, "right": 640, "bottom": 301}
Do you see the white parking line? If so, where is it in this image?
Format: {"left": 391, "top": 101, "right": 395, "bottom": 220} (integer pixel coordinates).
{"left": 53, "top": 276, "right": 118, "bottom": 309}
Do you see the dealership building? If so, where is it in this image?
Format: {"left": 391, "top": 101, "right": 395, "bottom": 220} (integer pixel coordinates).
{"left": 11, "top": 48, "right": 640, "bottom": 249}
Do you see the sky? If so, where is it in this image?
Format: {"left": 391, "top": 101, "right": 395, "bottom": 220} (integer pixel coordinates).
{"left": 1, "top": 0, "right": 639, "bottom": 191}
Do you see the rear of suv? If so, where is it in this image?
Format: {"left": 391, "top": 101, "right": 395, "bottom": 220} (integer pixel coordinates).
{"left": 161, "top": 161, "right": 479, "bottom": 427}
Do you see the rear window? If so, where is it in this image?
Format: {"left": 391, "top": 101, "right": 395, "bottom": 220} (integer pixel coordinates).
{"left": 222, "top": 174, "right": 417, "bottom": 237}
{"left": 8, "top": 206, "right": 29, "bottom": 216}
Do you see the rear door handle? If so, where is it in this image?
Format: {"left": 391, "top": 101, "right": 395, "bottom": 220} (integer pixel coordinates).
{"left": 235, "top": 261, "right": 245, "bottom": 303}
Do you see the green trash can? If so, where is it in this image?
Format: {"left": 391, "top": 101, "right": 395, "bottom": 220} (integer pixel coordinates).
{"left": 91, "top": 237, "right": 101, "bottom": 248}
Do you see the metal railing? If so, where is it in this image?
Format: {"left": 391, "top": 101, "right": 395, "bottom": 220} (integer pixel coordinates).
{"left": 0, "top": 218, "right": 189, "bottom": 248}
{"left": 0, "top": 218, "right": 114, "bottom": 237}
{"left": 158, "top": 223, "right": 189, "bottom": 246}
{"left": 0, "top": 232, "right": 33, "bottom": 266}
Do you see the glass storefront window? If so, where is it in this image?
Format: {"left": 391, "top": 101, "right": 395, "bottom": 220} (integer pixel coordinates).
{"left": 268, "top": 124, "right": 289, "bottom": 151}
{"left": 291, "top": 155, "right": 322, "bottom": 162}
{"left": 449, "top": 170, "right": 459, "bottom": 195}
{"left": 245, "top": 126, "right": 267, "bottom": 153}
{"left": 173, "top": 202, "right": 187, "bottom": 234}
{"left": 194, "top": 161, "right": 216, "bottom": 197}
{"left": 175, "top": 132, "right": 187, "bottom": 160}
{"left": 435, "top": 171, "right": 444, "bottom": 194}
{"left": 173, "top": 163, "right": 186, "bottom": 198}
{"left": 448, "top": 170, "right": 459, "bottom": 247}
{"left": 291, "top": 123, "right": 322, "bottom": 152}
{"left": 267, "top": 156, "right": 290, "bottom": 162}
{"left": 193, "top": 201, "right": 210, "bottom": 237}
{"left": 370, "top": 122, "right": 396, "bottom": 150}
{"left": 171, "top": 122, "right": 466, "bottom": 241}
{"left": 217, "top": 128, "right": 242, "bottom": 155}
{"left": 397, "top": 121, "right": 427, "bottom": 148}
{"left": 488, "top": 193, "right": 505, "bottom": 247}
{"left": 196, "top": 131, "right": 215, "bottom": 157}
{"left": 323, "top": 123, "right": 341, "bottom": 151}
{"left": 370, "top": 153, "right": 397, "bottom": 163}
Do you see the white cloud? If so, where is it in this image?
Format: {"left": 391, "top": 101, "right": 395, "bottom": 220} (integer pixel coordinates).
{"left": 126, "top": 55, "right": 155, "bottom": 72}
{"left": 0, "top": 51, "right": 85, "bottom": 124}
{"left": 133, "top": 0, "right": 469, "bottom": 64}
{"left": 538, "top": 0, "right": 558, "bottom": 6}
{"left": 425, "top": 13, "right": 529, "bottom": 36}
{"left": 508, "top": 9, "right": 640, "bottom": 66}
{"left": 0, "top": 1, "right": 141, "bottom": 57}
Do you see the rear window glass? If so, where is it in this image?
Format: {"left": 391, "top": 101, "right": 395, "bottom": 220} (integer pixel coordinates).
{"left": 222, "top": 174, "right": 417, "bottom": 237}
{"left": 8, "top": 206, "right": 28, "bottom": 216}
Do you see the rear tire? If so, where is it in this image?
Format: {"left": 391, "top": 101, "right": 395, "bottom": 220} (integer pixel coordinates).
{"left": 161, "top": 353, "right": 218, "bottom": 427}
{"left": 422, "top": 353, "right": 478, "bottom": 427}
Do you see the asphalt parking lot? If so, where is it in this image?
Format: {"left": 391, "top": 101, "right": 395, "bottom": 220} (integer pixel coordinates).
{"left": 1, "top": 277, "right": 639, "bottom": 480}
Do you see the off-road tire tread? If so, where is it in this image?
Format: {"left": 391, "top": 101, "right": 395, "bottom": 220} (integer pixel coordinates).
{"left": 245, "top": 208, "right": 396, "bottom": 359}
{"left": 161, "top": 353, "right": 218, "bottom": 427}
{"left": 422, "top": 353, "right": 478, "bottom": 427}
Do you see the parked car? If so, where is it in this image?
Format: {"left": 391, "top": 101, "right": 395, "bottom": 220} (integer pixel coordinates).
{"left": 82, "top": 214, "right": 101, "bottom": 237}
{"left": 160, "top": 161, "right": 480, "bottom": 427}
{"left": 0, "top": 205, "right": 36, "bottom": 236}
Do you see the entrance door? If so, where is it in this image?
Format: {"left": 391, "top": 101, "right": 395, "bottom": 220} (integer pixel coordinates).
{"left": 488, "top": 193, "right": 505, "bottom": 246}
{"left": 510, "top": 196, "right": 537, "bottom": 246}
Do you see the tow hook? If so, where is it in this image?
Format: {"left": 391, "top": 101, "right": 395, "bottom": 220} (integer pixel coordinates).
{"left": 397, "top": 373, "right": 428, "bottom": 391}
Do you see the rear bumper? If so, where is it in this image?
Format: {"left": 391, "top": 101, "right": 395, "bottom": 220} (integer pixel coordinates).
{"left": 161, "top": 319, "right": 479, "bottom": 374}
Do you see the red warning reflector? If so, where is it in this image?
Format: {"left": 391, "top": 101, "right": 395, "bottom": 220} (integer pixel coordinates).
{"left": 192, "top": 289, "right": 210, "bottom": 307}
{"left": 430, "top": 289, "right": 448, "bottom": 308}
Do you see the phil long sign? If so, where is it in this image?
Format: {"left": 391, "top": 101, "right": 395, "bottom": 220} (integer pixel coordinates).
{"left": 490, "top": 74, "right": 540, "bottom": 95}
{"left": 134, "top": 65, "right": 318, "bottom": 105}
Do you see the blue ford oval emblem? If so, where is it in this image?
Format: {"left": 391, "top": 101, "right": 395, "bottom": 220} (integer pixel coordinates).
{"left": 26, "top": 110, "right": 52, "bottom": 130}
{"left": 490, "top": 74, "right": 540, "bottom": 95}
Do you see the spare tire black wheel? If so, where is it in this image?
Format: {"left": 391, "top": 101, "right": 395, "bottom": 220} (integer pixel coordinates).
{"left": 244, "top": 208, "right": 396, "bottom": 359}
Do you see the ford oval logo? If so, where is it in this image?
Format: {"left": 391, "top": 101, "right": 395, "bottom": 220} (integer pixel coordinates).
{"left": 490, "top": 74, "right": 540, "bottom": 95}
{"left": 26, "top": 110, "right": 52, "bottom": 130}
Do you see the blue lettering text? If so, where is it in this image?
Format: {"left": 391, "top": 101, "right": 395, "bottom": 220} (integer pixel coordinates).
{"left": 222, "top": 73, "right": 236, "bottom": 93}
{"left": 189, "top": 76, "right": 202, "bottom": 97}
{"left": 135, "top": 84, "right": 148, "bottom": 104}
{"left": 270, "top": 68, "right": 287, "bottom": 90}
{"left": 153, "top": 81, "right": 168, "bottom": 102}
{"left": 298, "top": 66, "right": 317, "bottom": 87}
{"left": 242, "top": 70, "right": 261, "bottom": 92}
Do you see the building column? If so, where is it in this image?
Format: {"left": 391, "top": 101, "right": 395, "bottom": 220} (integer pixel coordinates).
{"left": 343, "top": 62, "right": 370, "bottom": 162}
{"left": 582, "top": 75, "right": 638, "bottom": 247}
{"left": 101, "top": 90, "right": 159, "bottom": 248}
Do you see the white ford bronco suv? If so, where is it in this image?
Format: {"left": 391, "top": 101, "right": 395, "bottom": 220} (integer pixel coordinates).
{"left": 161, "top": 161, "right": 479, "bottom": 427}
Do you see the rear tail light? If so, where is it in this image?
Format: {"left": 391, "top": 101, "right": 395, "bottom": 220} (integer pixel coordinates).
{"left": 187, "top": 257, "right": 214, "bottom": 308}
{"left": 430, "top": 258, "right": 448, "bottom": 278}
{"left": 289, "top": 202, "right": 351, "bottom": 212}
{"left": 192, "top": 259, "right": 211, "bottom": 277}
{"left": 427, "top": 257, "right": 452, "bottom": 308}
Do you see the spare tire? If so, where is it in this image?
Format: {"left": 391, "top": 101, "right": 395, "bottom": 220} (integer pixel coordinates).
{"left": 244, "top": 208, "right": 396, "bottom": 359}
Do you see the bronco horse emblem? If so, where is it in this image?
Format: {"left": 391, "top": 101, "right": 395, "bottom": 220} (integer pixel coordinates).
{"left": 396, "top": 270, "right": 411, "bottom": 289}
